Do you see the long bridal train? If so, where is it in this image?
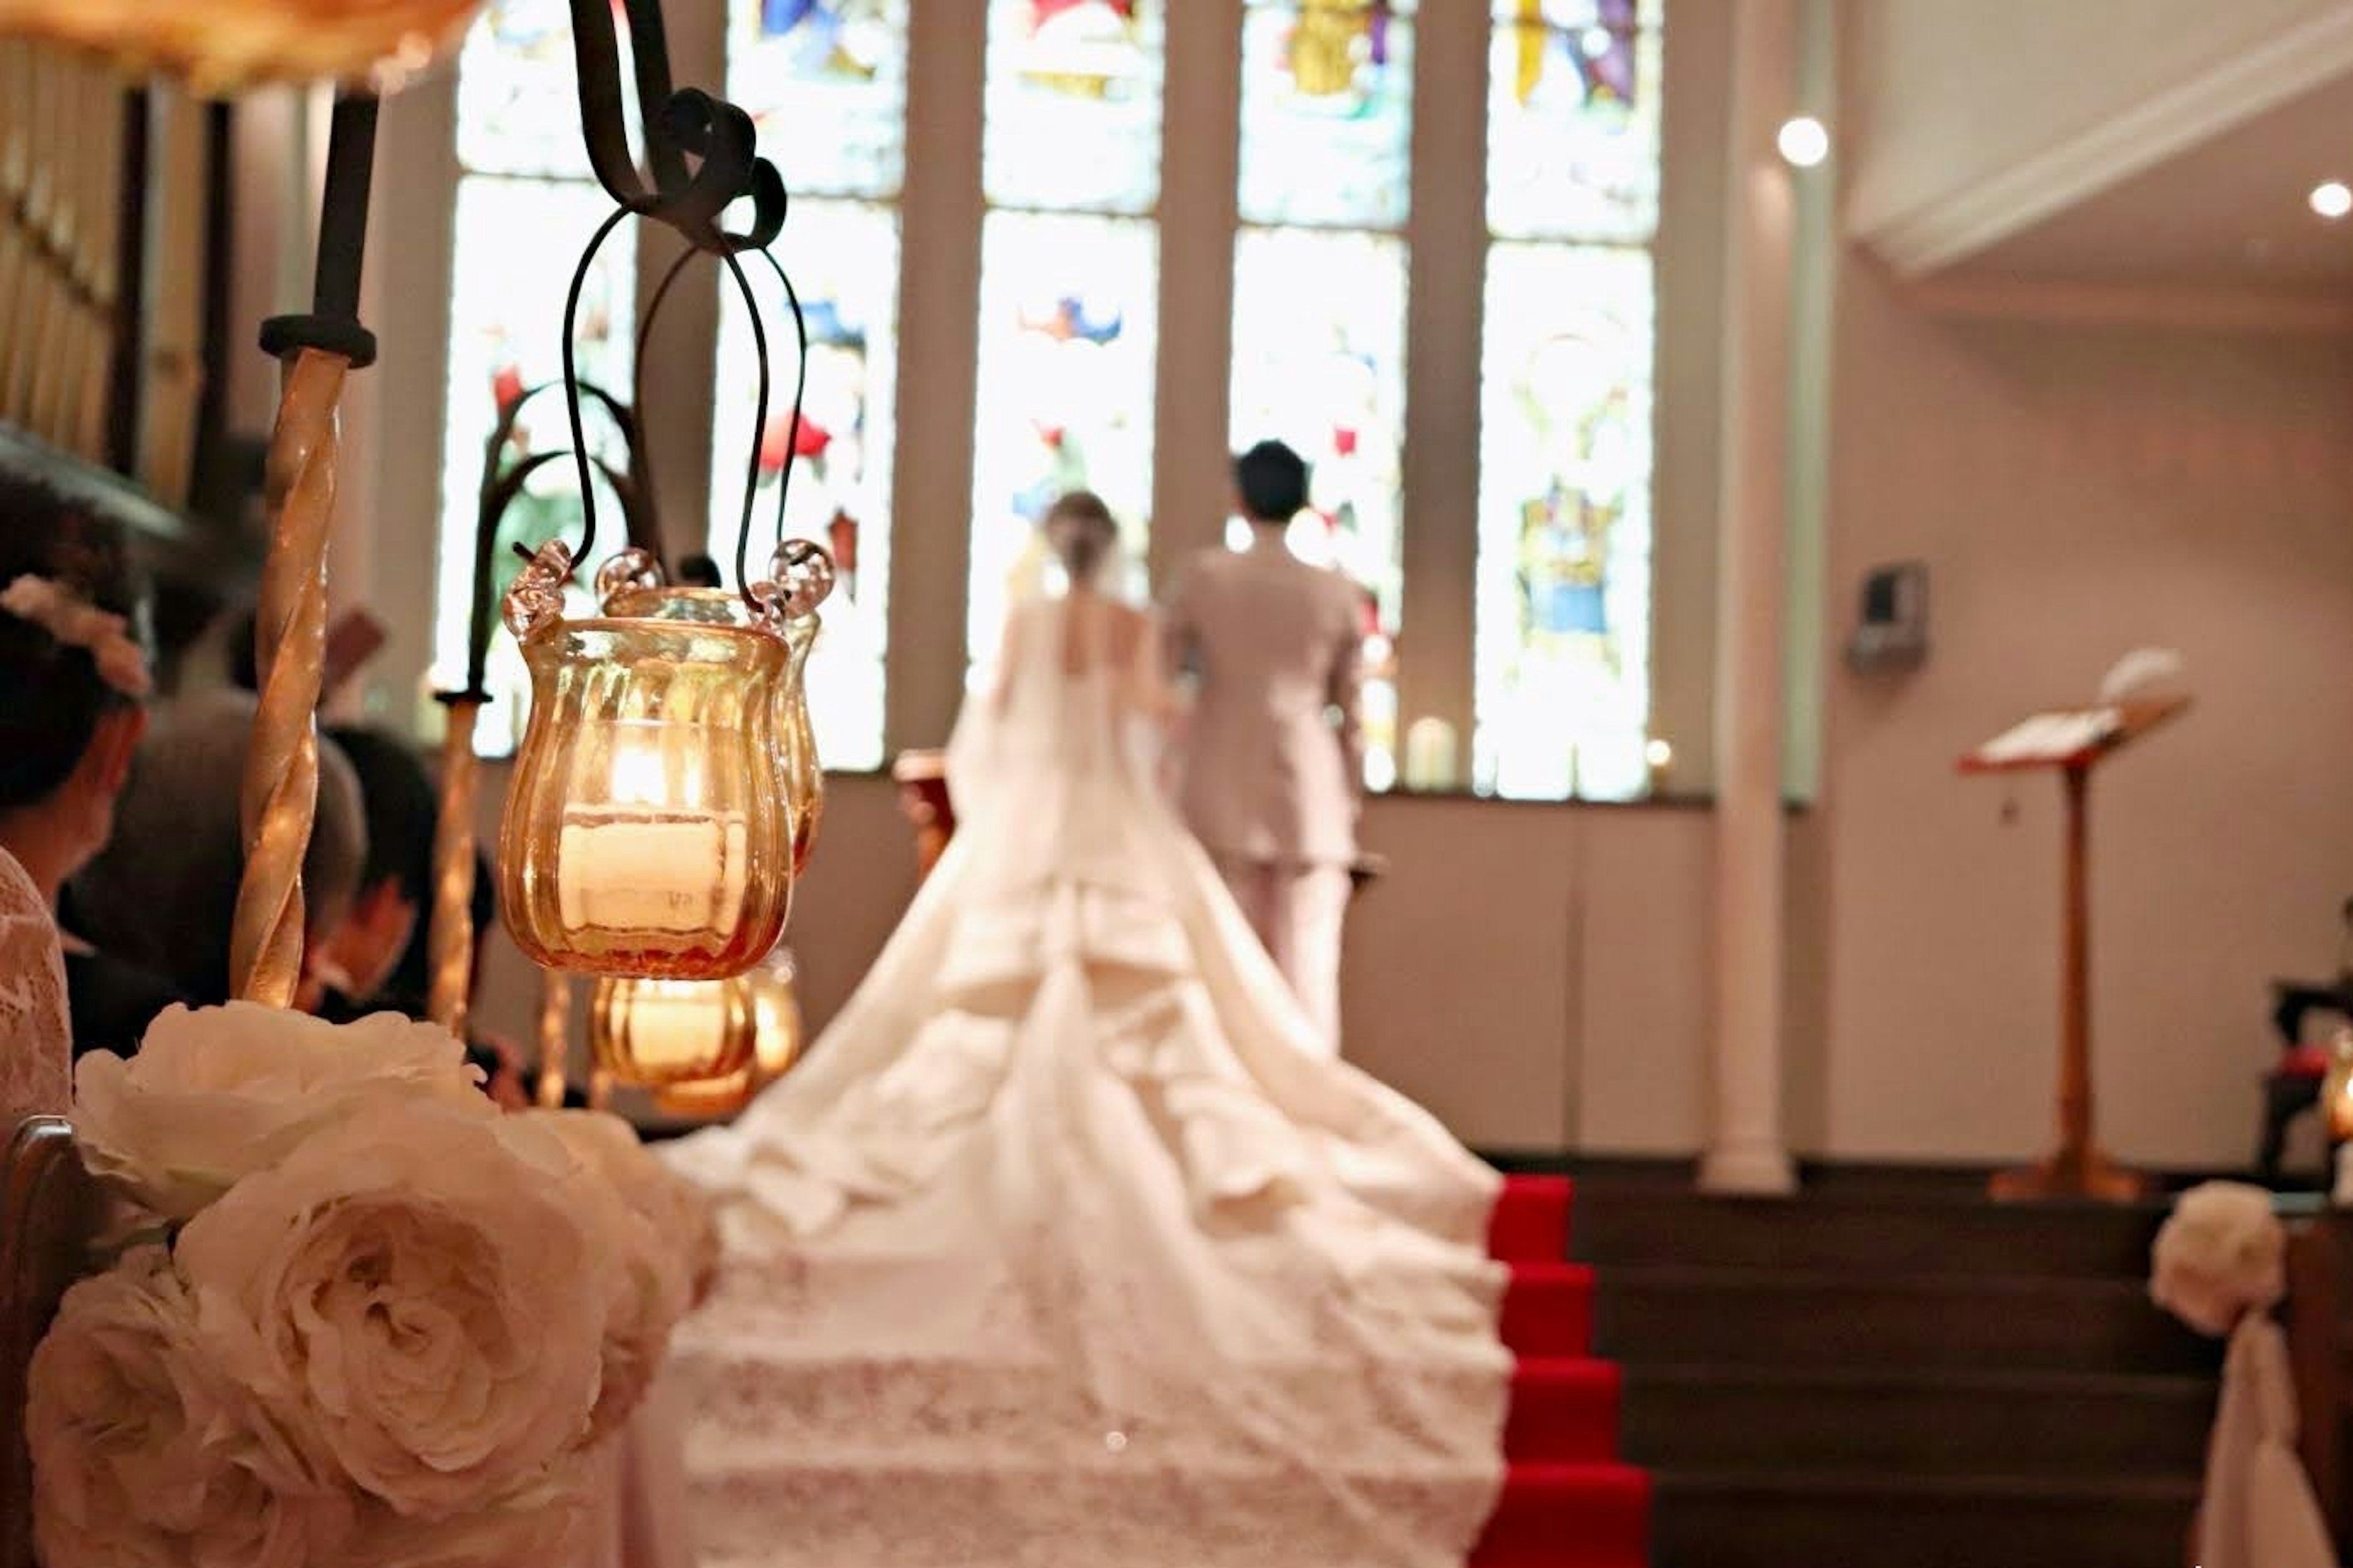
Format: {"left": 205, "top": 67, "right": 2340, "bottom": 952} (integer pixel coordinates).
{"left": 660, "top": 591, "right": 1510, "bottom": 1567}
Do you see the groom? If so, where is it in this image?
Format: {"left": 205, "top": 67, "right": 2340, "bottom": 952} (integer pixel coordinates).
{"left": 1166, "top": 439, "right": 1363, "bottom": 1051}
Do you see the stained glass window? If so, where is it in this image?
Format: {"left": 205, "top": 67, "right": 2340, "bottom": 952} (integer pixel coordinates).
{"left": 708, "top": 200, "right": 898, "bottom": 771}
{"left": 455, "top": 0, "right": 605, "bottom": 179}
{"left": 728, "top": 0, "right": 909, "bottom": 199}
{"left": 1237, "top": 1, "right": 1415, "bottom": 230}
{"left": 968, "top": 211, "right": 1158, "bottom": 665}
{"left": 1487, "top": 0, "right": 1664, "bottom": 243}
{"left": 1474, "top": 243, "right": 1653, "bottom": 801}
{"left": 438, "top": 3, "right": 637, "bottom": 755}
{"left": 982, "top": 0, "right": 1165, "bottom": 216}
{"left": 1229, "top": 227, "right": 1408, "bottom": 788}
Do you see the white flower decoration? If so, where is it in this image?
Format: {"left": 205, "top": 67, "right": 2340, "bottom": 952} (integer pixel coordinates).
{"left": 526, "top": 1108, "right": 712, "bottom": 1439}
{"left": 73, "top": 1002, "right": 491, "bottom": 1221}
{"left": 28, "top": 1246, "right": 352, "bottom": 1568}
{"left": 2151, "top": 1180, "right": 2286, "bottom": 1336}
{"left": 173, "top": 1099, "right": 611, "bottom": 1517}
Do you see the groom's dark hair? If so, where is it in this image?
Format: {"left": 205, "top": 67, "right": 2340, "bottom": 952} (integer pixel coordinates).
{"left": 1233, "top": 440, "right": 1309, "bottom": 525}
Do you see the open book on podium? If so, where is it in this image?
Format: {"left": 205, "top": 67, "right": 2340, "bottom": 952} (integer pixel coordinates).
{"left": 1958, "top": 699, "right": 2186, "bottom": 775}
{"left": 1957, "top": 695, "right": 2188, "bottom": 1202}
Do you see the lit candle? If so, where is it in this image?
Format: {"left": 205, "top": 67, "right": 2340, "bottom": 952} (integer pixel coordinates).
{"left": 1403, "top": 718, "right": 1457, "bottom": 792}
{"left": 1645, "top": 737, "right": 1674, "bottom": 798}
{"left": 556, "top": 809, "right": 749, "bottom": 937}
{"left": 615, "top": 979, "right": 740, "bottom": 1079}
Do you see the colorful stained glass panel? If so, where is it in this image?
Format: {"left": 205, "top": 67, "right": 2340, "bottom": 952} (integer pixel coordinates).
{"left": 1474, "top": 241, "right": 1653, "bottom": 801}
{"left": 1237, "top": 1, "right": 1415, "bottom": 230}
{"left": 983, "top": 0, "right": 1165, "bottom": 216}
{"left": 1487, "top": 0, "right": 1664, "bottom": 243}
{"left": 708, "top": 200, "right": 899, "bottom": 771}
{"left": 729, "top": 0, "right": 909, "bottom": 199}
{"left": 435, "top": 176, "right": 637, "bottom": 752}
{"left": 455, "top": 0, "right": 614, "bottom": 179}
{"left": 968, "top": 210, "right": 1158, "bottom": 665}
{"left": 1229, "top": 226, "right": 1407, "bottom": 788}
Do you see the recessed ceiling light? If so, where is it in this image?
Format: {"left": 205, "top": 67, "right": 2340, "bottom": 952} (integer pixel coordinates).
{"left": 2311, "top": 180, "right": 2352, "bottom": 219}
{"left": 1776, "top": 116, "right": 1830, "bottom": 169}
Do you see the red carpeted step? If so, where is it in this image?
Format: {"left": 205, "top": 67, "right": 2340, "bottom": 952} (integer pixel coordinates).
{"left": 1490, "top": 1175, "right": 1575, "bottom": 1263}
{"left": 1469, "top": 1461, "right": 1651, "bottom": 1568}
{"left": 1499, "top": 1262, "right": 1596, "bottom": 1359}
{"left": 1504, "top": 1358, "right": 1622, "bottom": 1464}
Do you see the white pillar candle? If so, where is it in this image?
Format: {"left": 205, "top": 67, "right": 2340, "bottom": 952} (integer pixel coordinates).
{"left": 1403, "top": 717, "right": 1457, "bottom": 792}
{"left": 556, "top": 811, "right": 749, "bottom": 937}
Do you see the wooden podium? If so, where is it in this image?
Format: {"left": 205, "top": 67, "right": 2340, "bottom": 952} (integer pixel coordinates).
{"left": 1958, "top": 697, "right": 2188, "bottom": 1202}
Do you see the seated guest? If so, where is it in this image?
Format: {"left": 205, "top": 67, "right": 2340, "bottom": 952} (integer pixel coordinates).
{"left": 0, "top": 472, "right": 187, "bottom": 1059}
{"left": 319, "top": 724, "right": 528, "bottom": 1106}
{"left": 73, "top": 689, "right": 366, "bottom": 1015}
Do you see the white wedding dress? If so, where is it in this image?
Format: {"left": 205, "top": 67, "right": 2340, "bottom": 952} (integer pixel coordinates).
{"left": 662, "top": 591, "right": 1509, "bottom": 1568}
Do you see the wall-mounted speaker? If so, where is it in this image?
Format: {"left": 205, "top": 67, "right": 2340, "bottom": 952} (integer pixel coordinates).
{"left": 1846, "top": 560, "right": 1928, "bottom": 673}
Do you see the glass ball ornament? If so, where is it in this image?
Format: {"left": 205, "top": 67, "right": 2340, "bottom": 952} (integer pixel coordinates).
{"left": 0, "top": 0, "right": 482, "bottom": 91}
{"left": 591, "top": 972, "right": 757, "bottom": 1091}
{"left": 497, "top": 545, "right": 796, "bottom": 980}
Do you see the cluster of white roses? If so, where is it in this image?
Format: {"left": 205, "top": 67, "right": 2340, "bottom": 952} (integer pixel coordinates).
{"left": 28, "top": 1002, "right": 719, "bottom": 1568}
{"left": 2149, "top": 1178, "right": 2287, "bottom": 1338}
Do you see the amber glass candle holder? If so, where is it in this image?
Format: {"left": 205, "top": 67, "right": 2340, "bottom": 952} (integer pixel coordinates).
{"left": 592, "top": 972, "right": 758, "bottom": 1090}
{"left": 607, "top": 547, "right": 830, "bottom": 881}
{"left": 498, "top": 555, "right": 795, "bottom": 980}
{"left": 640, "top": 950, "right": 803, "bottom": 1118}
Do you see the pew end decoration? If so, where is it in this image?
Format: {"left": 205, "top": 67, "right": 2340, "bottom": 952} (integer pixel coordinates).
{"left": 2150, "top": 1181, "right": 2335, "bottom": 1568}
{"left": 25, "top": 1002, "right": 713, "bottom": 1568}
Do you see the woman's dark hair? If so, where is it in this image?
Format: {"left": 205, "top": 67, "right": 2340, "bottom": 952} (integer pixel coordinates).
{"left": 1044, "top": 490, "right": 1118, "bottom": 581}
{"left": 0, "top": 472, "right": 151, "bottom": 811}
{"left": 1233, "top": 439, "right": 1311, "bottom": 525}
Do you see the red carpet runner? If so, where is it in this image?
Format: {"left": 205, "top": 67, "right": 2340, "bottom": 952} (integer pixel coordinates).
{"left": 1471, "top": 1176, "right": 1651, "bottom": 1568}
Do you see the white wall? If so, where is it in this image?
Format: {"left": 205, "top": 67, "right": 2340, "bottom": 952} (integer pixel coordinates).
{"left": 1844, "top": 0, "right": 2353, "bottom": 254}
{"left": 1816, "top": 257, "right": 2353, "bottom": 1167}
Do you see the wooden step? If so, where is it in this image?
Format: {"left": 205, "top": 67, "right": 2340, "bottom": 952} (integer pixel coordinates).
{"left": 1593, "top": 1266, "right": 2218, "bottom": 1375}
{"left": 1571, "top": 1187, "right": 2164, "bottom": 1279}
{"left": 1650, "top": 1469, "right": 2197, "bottom": 1568}
{"left": 1620, "top": 1363, "right": 2211, "bottom": 1477}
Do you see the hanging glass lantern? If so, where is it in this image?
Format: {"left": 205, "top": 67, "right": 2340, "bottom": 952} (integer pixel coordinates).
{"left": 495, "top": 73, "right": 832, "bottom": 982}
{"left": 644, "top": 949, "right": 804, "bottom": 1118}
{"left": 498, "top": 548, "right": 805, "bottom": 981}
{"left": 591, "top": 971, "right": 757, "bottom": 1091}
{"left": 650, "top": 1064, "right": 756, "bottom": 1120}
{"left": 604, "top": 540, "right": 833, "bottom": 882}
{"left": 751, "top": 947, "right": 806, "bottom": 1078}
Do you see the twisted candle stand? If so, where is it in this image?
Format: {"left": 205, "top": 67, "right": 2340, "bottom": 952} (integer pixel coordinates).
{"left": 227, "top": 93, "right": 377, "bottom": 1010}
{"left": 425, "top": 697, "right": 482, "bottom": 1036}
{"left": 229, "top": 347, "right": 341, "bottom": 1007}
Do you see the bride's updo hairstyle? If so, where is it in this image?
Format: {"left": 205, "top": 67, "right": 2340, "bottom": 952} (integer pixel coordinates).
{"left": 1042, "top": 490, "right": 1118, "bottom": 585}
{"left": 0, "top": 472, "right": 151, "bottom": 816}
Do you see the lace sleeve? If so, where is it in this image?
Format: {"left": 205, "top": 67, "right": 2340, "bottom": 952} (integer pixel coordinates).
{"left": 0, "top": 847, "right": 70, "bottom": 1128}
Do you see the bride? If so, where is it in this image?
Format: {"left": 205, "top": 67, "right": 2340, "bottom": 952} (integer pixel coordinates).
{"left": 661, "top": 491, "right": 1509, "bottom": 1568}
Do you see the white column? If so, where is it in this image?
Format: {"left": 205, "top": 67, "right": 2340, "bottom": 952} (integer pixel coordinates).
{"left": 1702, "top": 0, "right": 1798, "bottom": 1195}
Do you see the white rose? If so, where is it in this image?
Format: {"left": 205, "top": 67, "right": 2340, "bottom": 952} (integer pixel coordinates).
{"left": 526, "top": 1110, "right": 706, "bottom": 1440}
{"left": 73, "top": 1002, "right": 491, "bottom": 1220}
{"left": 343, "top": 1461, "right": 593, "bottom": 1568}
{"left": 29, "top": 1246, "right": 352, "bottom": 1568}
{"left": 174, "top": 1099, "right": 611, "bottom": 1517}
{"left": 2150, "top": 1179, "right": 2286, "bottom": 1336}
